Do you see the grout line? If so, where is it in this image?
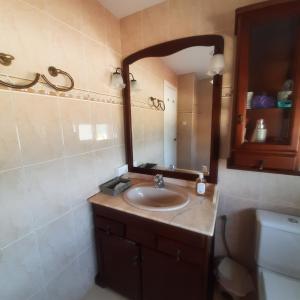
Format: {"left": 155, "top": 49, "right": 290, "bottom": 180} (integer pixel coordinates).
{"left": 0, "top": 143, "right": 125, "bottom": 175}
{"left": 0, "top": 209, "right": 73, "bottom": 251}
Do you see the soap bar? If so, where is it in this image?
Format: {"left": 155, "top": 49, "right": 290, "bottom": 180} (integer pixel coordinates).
{"left": 114, "top": 182, "right": 126, "bottom": 191}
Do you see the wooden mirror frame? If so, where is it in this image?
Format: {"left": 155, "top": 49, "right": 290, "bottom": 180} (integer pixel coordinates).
{"left": 122, "top": 35, "right": 224, "bottom": 183}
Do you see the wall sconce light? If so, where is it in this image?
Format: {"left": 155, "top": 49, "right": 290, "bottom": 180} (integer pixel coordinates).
{"left": 207, "top": 54, "right": 225, "bottom": 76}
{"left": 111, "top": 67, "right": 125, "bottom": 90}
{"left": 129, "top": 72, "right": 140, "bottom": 92}
{"left": 110, "top": 67, "right": 141, "bottom": 91}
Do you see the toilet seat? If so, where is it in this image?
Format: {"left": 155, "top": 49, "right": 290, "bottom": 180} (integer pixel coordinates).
{"left": 258, "top": 268, "right": 300, "bottom": 300}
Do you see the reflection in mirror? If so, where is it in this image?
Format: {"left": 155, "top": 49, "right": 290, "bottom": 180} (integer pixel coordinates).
{"left": 130, "top": 46, "right": 214, "bottom": 174}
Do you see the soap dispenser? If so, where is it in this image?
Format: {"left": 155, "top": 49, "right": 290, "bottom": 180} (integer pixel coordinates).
{"left": 196, "top": 173, "right": 206, "bottom": 195}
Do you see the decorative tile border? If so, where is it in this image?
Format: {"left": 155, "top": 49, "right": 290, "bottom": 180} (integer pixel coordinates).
{"left": 131, "top": 97, "right": 163, "bottom": 111}
{"left": 0, "top": 74, "right": 123, "bottom": 105}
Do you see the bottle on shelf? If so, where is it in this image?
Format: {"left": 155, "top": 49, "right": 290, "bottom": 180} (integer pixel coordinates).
{"left": 251, "top": 119, "right": 267, "bottom": 143}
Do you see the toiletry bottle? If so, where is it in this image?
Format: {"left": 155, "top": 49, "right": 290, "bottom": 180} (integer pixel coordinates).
{"left": 196, "top": 173, "right": 206, "bottom": 195}
{"left": 251, "top": 119, "right": 267, "bottom": 143}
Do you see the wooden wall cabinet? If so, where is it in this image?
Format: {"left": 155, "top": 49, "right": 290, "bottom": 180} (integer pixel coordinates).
{"left": 93, "top": 204, "right": 214, "bottom": 300}
{"left": 228, "top": 0, "right": 300, "bottom": 175}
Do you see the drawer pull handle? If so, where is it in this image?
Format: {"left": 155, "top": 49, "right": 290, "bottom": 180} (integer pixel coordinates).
{"left": 176, "top": 249, "right": 181, "bottom": 262}
{"left": 132, "top": 255, "right": 139, "bottom": 266}
{"left": 258, "top": 160, "right": 264, "bottom": 170}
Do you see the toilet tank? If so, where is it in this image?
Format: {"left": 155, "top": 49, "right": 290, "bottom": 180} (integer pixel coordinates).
{"left": 256, "top": 210, "right": 300, "bottom": 279}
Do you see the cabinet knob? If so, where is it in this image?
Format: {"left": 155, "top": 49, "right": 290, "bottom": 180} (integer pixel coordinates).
{"left": 176, "top": 249, "right": 181, "bottom": 262}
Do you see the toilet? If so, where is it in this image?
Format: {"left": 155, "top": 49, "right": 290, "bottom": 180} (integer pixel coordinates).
{"left": 256, "top": 210, "right": 300, "bottom": 300}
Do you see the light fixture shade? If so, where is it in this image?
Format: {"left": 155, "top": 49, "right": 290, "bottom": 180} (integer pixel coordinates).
{"left": 110, "top": 70, "right": 125, "bottom": 90}
{"left": 130, "top": 79, "right": 141, "bottom": 92}
{"left": 207, "top": 54, "right": 225, "bottom": 76}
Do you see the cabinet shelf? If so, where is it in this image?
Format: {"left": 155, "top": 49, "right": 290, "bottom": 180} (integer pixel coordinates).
{"left": 246, "top": 107, "right": 292, "bottom": 111}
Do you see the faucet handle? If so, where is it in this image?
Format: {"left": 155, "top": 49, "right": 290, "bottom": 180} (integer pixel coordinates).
{"left": 154, "top": 174, "right": 163, "bottom": 182}
{"left": 154, "top": 174, "right": 164, "bottom": 187}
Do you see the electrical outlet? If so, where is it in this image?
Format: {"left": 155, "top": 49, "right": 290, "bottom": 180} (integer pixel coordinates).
{"left": 116, "top": 164, "right": 128, "bottom": 177}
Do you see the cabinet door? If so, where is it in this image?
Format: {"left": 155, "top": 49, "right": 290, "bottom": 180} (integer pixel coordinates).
{"left": 142, "top": 248, "right": 204, "bottom": 300}
{"left": 96, "top": 230, "right": 141, "bottom": 300}
{"left": 234, "top": 2, "right": 300, "bottom": 152}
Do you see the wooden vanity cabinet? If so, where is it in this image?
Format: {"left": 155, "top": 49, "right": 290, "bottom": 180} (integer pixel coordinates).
{"left": 93, "top": 204, "right": 214, "bottom": 300}
{"left": 229, "top": 0, "right": 300, "bottom": 174}
{"left": 142, "top": 248, "right": 204, "bottom": 300}
{"left": 95, "top": 230, "right": 141, "bottom": 300}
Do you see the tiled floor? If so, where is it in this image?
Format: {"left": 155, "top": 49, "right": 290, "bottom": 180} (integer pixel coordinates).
{"left": 83, "top": 286, "right": 127, "bottom": 300}
{"left": 82, "top": 285, "right": 255, "bottom": 300}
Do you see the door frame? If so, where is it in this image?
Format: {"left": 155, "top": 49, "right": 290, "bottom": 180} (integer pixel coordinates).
{"left": 163, "top": 80, "right": 178, "bottom": 168}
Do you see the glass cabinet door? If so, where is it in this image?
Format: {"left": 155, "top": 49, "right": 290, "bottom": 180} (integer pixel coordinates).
{"left": 243, "top": 17, "right": 298, "bottom": 145}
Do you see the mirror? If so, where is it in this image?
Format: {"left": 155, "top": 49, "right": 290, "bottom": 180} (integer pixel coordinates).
{"left": 122, "top": 36, "right": 224, "bottom": 183}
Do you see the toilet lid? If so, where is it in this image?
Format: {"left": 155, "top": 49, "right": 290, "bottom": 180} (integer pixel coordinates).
{"left": 259, "top": 269, "right": 300, "bottom": 300}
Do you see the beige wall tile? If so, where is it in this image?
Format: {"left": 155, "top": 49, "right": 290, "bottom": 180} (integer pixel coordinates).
{"left": 106, "top": 10, "right": 122, "bottom": 54}
{"left": 45, "top": 257, "right": 86, "bottom": 300}
{"left": 46, "top": 21, "right": 87, "bottom": 90}
{"left": 92, "top": 148, "right": 115, "bottom": 183}
{"left": 77, "top": 246, "right": 97, "bottom": 295}
{"left": 0, "top": 234, "right": 44, "bottom": 300}
{"left": 0, "top": 169, "right": 34, "bottom": 248}
{"left": 36, "top": 212, "right": 77, "bottom": 282}
{"left": 14, "top": 93, "right": 63, "bottom": 164}
{"left": 142, "top": 2, "right": 169, "bottom": 48}
{"left": 60, "top": 99, "right": 93, "bottom": 156}
{"left": 92, "top": 102, "right": 114, "bottom": 150}
{"left": 44, "top": 0, "right": 83, "bottom": 30}
{"left": 82, "top": 38, "right": 108, "bottom": 94}
{"left": 72, "top": 203, "right": 93, "bottom": 254}
{"left": 24, "top": 159, "right": 70, "bottom": 227}
{"left": 112, "top": 104, "right": 124, "bottom": 146}
{"left": 22, "top": 0, "right": 46, "bottom": 10}
{"left": 0, "top": 0, "right": 49, "bottom": 77}
{"left": 80, "top": 0, "right": 107, "bottom": 43}
{"left": 120, "top": 12, "right": 143, "bottom": 57}
{"left": 169, "top": 0, "right": 203, "bottom": 38}
{"left": 64, "top": 153, "right": 97, "bottom": 206}
{"left": 0, "top": 92, "right": 22, "bottom": 171}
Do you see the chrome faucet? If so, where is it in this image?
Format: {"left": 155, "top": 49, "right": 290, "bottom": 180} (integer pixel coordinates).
{"left": 154, "top": 174, "right": 165, "bottom": 188}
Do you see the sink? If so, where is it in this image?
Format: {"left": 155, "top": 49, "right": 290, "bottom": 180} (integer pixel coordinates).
{"left": 123, "top": 182, "right": 190, "bottom": 211}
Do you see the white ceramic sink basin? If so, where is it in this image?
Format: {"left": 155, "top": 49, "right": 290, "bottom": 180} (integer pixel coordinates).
{"left": 123, "top": 182, "right": 190, "bottom": 211}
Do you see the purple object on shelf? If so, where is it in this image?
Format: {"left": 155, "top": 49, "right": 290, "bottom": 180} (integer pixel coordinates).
{"left": 251, "top": 95, "right": 276, "bottom": 109}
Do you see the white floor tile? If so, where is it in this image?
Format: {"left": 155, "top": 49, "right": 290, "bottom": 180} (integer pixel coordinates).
{"left": 82, "top": 285, "right": 127, "bottom": 300}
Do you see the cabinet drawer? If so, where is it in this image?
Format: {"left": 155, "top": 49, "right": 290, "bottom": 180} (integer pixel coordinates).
{"left": 95, "top": 216, "right": 125, "bottom": 237}
{"left": 233, "top": 152, "right": 297, "bottom": 171}
{"left": 127, "top": 226, "right": 156, "bottom": 248}
{"left": 157, "top": 237, "right": 203, "bottom": 265}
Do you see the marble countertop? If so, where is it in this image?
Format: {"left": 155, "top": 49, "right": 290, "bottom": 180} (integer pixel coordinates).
{"left": 88, "top": 176, "right": 219, "bottom": 237}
